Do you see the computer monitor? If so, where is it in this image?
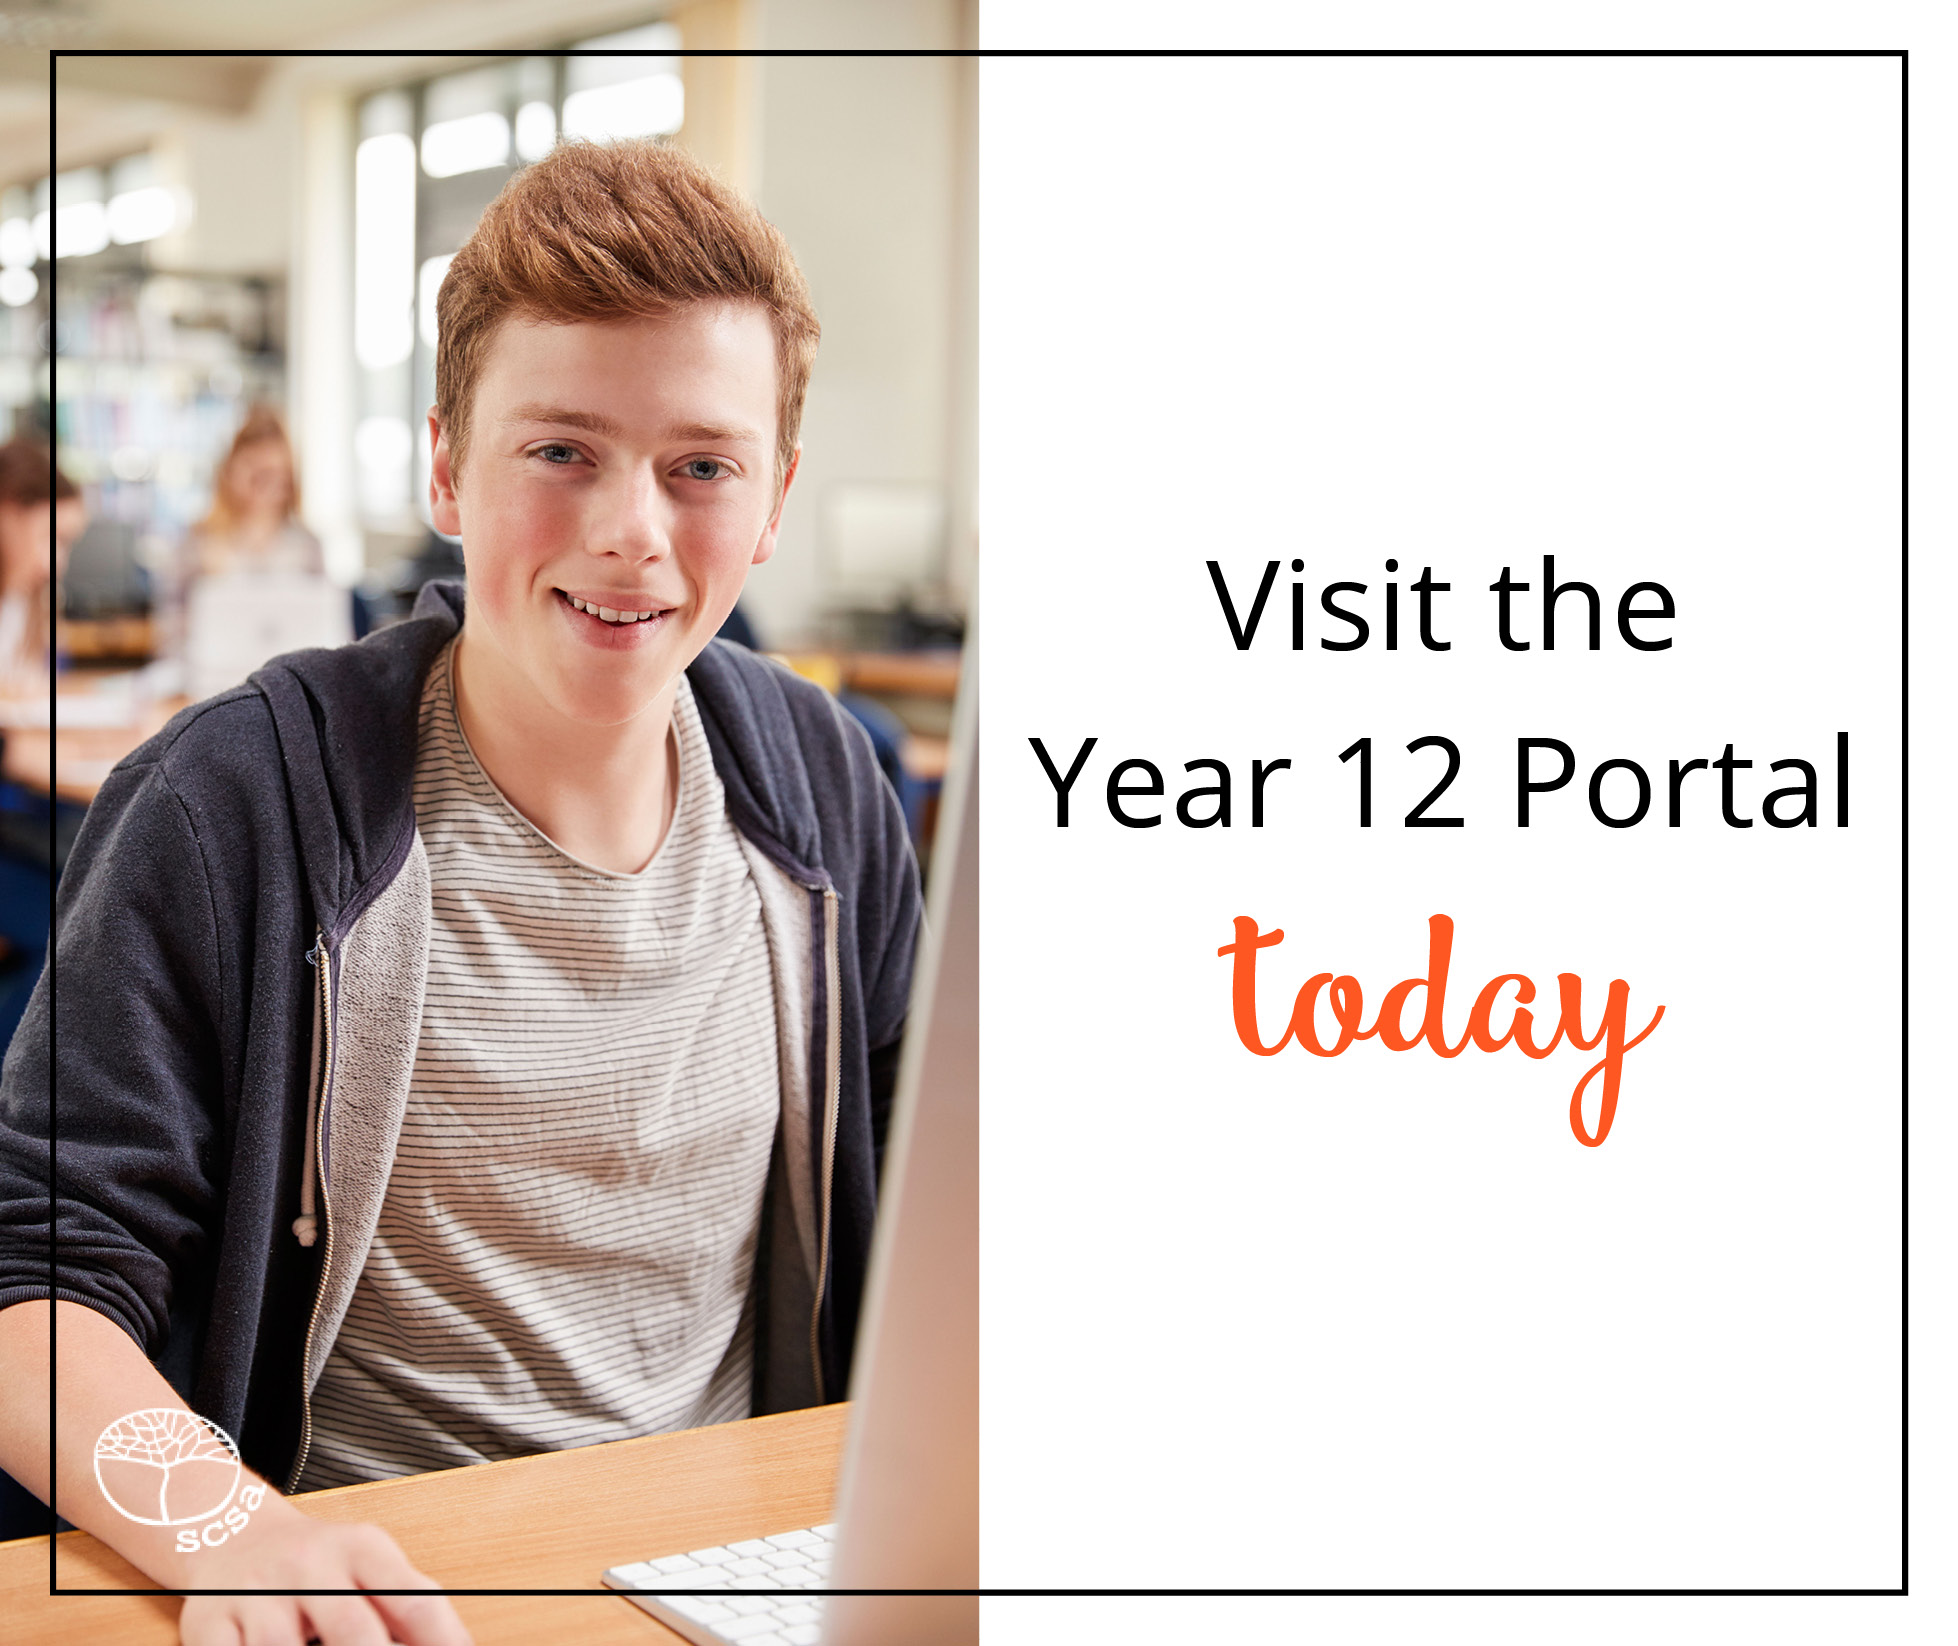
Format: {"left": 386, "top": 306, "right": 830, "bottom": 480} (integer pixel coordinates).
{"left": 184, "top": 571, "right": 353, "bottom": 701}
{"left": 823, "top": 667, "right": 977, "bottom": 1643}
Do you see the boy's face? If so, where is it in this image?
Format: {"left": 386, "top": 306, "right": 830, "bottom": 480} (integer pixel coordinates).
{"left": 429, "top": 301, "right": 793, "bottom": 728}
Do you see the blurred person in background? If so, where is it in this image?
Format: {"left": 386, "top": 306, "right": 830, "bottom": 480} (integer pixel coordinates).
{"left": 157, "top": 403, "right": 323, "bottom": 661}
{"left": 167, "top": 404, "right": 348, "bottom": 696}
{"left": 0, "top": 439, "right": 87, "bottom": 1059}
{"left": 184, "top": 403, "right": 323, "bottom": 579}
{"left": 0, "top": 437, "right": 85, "bottom": 691}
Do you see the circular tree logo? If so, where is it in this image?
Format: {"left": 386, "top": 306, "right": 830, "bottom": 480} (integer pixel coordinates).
{"left": 93, "top": 1409, "right": 242, "bottom": 1528}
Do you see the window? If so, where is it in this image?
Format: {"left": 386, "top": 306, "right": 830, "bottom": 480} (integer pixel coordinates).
{"left": 351, "top": 26, "right": 685, "bottom": 535}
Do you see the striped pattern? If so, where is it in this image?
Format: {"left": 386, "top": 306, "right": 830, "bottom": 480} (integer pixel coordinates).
{"left": 299, "top": 642, "right": 779, "bottom": 1487}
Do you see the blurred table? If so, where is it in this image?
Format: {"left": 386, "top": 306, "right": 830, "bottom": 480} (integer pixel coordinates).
{"left": 774, "top": 650, "right": 960, "bottom": 706}
{"left": 57, "top": 616, "right": 156, "bottom": 666}
{"left": 0, "top": 677, "right": 188, "bottom": 806}
{"left": 0, "top": 1404, "right": 848, "bottom": 1645}
{"left": 835, "top": 651, "right": 960, "bottom": 700}
{"left": 775, "top": 650, "right": 961, "bottom": 858}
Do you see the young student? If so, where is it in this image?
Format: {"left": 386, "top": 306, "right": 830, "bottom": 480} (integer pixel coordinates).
{"left": 181, "top": 404, "right": 325, "bottom": 581}
{"left": 0, "top": 437, "right": 85, "bottom": 691}
{"left": 0, "top": 139, "right": 921, "bottom": 1646}
{"left": 0, "top": 442, "right": 86, "bottom": 1052}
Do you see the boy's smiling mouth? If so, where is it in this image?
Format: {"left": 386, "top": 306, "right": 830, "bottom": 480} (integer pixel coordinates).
{"left": 554, "top": 587, "right": 674, "bottom": 627}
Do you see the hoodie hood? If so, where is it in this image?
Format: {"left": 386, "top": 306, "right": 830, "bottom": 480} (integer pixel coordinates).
{"left": 250, "top": 582, "right": 457, "bottom": 954}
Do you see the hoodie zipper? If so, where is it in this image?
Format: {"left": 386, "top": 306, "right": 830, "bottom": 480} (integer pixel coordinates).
{"left": 285, "top": 931, "right": 336, "bottom": 1493}
{"left": 808, "top": 885, "right": 842, "bottom": 1404}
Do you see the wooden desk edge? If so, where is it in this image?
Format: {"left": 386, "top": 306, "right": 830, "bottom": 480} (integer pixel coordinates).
{"left": 1, "top": 1403, "right": 849, "bottom": 1645}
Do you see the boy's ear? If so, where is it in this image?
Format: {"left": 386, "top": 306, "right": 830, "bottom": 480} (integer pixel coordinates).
{"left": 428, "top": 410, "right": 462, "bottom": 537}
{"left": 751, "top": 445, "right": 800, "bottom": 569}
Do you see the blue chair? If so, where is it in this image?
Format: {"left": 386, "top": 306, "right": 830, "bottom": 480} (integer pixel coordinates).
{"left": 0, "top": 1466, "right": 57, "bottom": 1539}
{"left": 0, "top": 784, "right": 59, "bottom": 1057}
{"left": 0, "top": 783, "right": 86, "bottom": 1538}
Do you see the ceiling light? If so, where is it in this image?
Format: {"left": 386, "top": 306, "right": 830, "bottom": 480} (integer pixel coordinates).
{"left": 561, "top": 75, "right": 684, "bottom": 143}
{"left": 54, "top": 200, "right": 109, "bottom": 257}
{"left": 420, "top": 111, "right": 510, "bottom": 179}
{"left": 108, "top": 186, "right": 176, "bottom": 245}
{"left": 515, "top": 101, "right": 556, "bottom": 163}
{"left": 0, "top": 217, "right": 32, "bottom": 268}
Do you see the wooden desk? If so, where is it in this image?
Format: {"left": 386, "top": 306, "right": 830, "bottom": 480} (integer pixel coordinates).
{"left": 0, "top": 690, "right": 189, "bottom": 806}
{"left": 773, "top": 652, "right": 962, "bottom": 706}
{"left": 838, "top": 652, "right": 959, "bottom": 701}
{"left": 0, "top": 1403, "right": 848, "bottom": 1645}
{"left": 57, "top": 616, "right": 156, "bottom": 665}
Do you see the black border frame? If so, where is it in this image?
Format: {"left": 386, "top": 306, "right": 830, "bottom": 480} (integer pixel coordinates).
{"left": 42, "top": 48, "right": 1911, "bottom": 1604}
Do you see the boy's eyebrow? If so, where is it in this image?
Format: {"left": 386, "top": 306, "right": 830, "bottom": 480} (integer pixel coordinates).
{"left": 668, "top": 419, "right": 765, "bottom": 448}
{"left": 504, "top": 403, "right": 627, "bottom": 438}
{"left": 504, "top": 403, "right": 763, "bottom": 447}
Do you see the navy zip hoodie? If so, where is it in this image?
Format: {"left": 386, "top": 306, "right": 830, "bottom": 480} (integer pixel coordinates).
{"left": 0, "top": 582, "right": 921, "bottom": 1488}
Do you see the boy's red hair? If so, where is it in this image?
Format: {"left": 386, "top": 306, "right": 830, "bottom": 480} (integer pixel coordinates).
{"left": 435, "top": 139, "right": 820, "bottom": 491}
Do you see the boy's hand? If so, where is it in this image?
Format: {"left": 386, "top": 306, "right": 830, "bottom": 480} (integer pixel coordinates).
{"left": 0, "top": 1302, "right": 469, "bottom": 1644}
{"left": 175, "top": 1495, "right": 472, "bottom": 1646}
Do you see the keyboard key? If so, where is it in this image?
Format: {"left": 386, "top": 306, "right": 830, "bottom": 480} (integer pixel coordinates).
{"left": 661, "top": 1595, "right": 737, "bottom": 1625}
{"left": 809, "top": 1524, "right": 837, "bottom": 1539}
{"left": 605, "top": 1562, "right": 661, "bottom": 1589}
{"left": 606, "top": 1523, "right": 839, "bottom": 1640}
{"left": 766, "top": 1530, "right": 823, "bottom": 1550}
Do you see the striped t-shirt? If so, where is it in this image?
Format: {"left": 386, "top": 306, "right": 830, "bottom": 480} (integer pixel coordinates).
{"left": 299, "top": 641, "right": 780, "bottom": 1487}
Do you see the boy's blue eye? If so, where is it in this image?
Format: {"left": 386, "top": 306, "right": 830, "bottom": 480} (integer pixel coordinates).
{"left": 536, "top": 444, "right": 580, "bottom": 464}
{"left": 685, "top": 458, "right": 728, "bottom": 481}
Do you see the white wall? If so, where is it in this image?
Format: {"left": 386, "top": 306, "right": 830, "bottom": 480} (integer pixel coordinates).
{"left": 288, "top": 85, "right": 361, "bottom": 585}
{"left": 737, "top": 0, "right": 971, "bottom": 646}
{"left": 148, "top": 100, "right": 298, "bottom": 276}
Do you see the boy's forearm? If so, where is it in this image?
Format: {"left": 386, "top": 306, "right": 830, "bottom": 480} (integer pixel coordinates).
{"left": 0, "top": 1298, "right": 299, "bottom": 1586}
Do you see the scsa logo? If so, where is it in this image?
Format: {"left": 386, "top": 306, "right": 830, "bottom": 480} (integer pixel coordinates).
{"left": 175, "top": 1482, "right": 268, "bottom": 1554}
{"left": 92, "top": 1408, "right": 266, "bottom": 1552}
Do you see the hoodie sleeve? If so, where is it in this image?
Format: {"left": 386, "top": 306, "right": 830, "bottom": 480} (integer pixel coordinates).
{"left": 0, "top": 759, "right": 227, "bottom": 1356}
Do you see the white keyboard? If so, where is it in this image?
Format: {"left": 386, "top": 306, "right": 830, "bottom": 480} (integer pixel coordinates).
{"left": 602, "top": 1524, "right": 835, "bottom": 1645}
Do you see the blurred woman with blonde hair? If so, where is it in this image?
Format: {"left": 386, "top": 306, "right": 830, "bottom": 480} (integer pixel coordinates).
{"left": 187, "top": 403, "right": 323, "bottom": 578}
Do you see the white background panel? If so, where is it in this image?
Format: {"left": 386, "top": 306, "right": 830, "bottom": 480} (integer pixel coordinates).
{"left": 977, "top": 25, "right": 1918, "bottom": 1617}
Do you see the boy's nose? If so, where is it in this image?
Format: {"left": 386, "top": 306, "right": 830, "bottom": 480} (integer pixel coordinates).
{"left": 588, "top": 466, "right": 672, "bottom": 562}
